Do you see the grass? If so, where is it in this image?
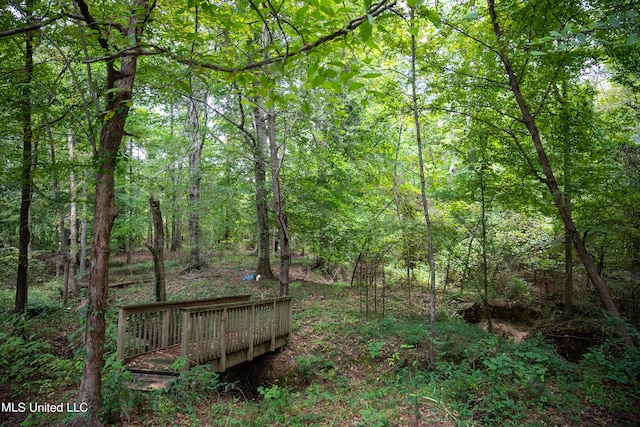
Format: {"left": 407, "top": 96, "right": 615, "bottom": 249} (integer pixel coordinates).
{"left": 0, "top": 249, "right": 639, "bottom": 426}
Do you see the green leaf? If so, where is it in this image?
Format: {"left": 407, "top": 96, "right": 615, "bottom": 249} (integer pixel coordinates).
{"left": 360, "top": 20, "right": 372, "bottom": 42}
{"left": 408, "top": 26, "right": 420, "bottom": 37}
{"left": 530, "top": 51, "right": 546, "bottom": 56}
{"left": 302, "top": 101, "right": 310, "bottom": 114}
{"left": 330, "top": 81, "right": 343, "bottom": 93}
{"left": 425, "top": 9, "right": 441, "bottom": 28}
{"left": 173, "top": 79, "right": 190, "bottom": 93}
{"left": 464, "top": 11, "right": 478, "bottom": 20}
{"left": 325, "top": 68, "right": 338, "bottom": 79}
{"left": 348, "top": 82, "right": 365, "bottom": 91}
{"left": 361, "top": 72, "right": 382, "bottom": 78}
{"left": 364, "top": 38, "right": 381, "bottom": 51}
{"left": 340, "top": 70, "right": 357, "bottom": 82}
{"left": 295, "top": 6, "right": 308, "bottom": 21}
{"left": 608, "top": 16, "right": 621, "bottom": 29}
{"left": 307, "top": 61, "right": 319, "bottom": 80}
{"left": 103, "top": 110, "right": 115, "bottom": 122}
{"left": 312, "top": 73, "right": 326, "bottom": 87}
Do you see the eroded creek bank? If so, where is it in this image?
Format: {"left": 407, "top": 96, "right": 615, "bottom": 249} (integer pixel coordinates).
{"left": 459, "top": 302, "right": 614, "bottom": 362}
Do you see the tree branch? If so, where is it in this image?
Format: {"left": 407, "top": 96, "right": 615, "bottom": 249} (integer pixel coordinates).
{"left": 0, "top": 15, "right": 63, "bottom": 38}
{"left": 151, "top": 0, "right": 396, "bottom": 73}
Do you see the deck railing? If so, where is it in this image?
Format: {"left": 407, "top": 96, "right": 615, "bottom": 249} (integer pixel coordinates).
{"left": 181, "top": 296, "right": 292, "bottom": 371}
{"left": 117, "top": 295, "right": 251, "bottom": 362}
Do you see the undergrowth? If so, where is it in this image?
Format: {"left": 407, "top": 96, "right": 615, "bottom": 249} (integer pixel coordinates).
{"left": 1, "top": 251, "right": 639, "bottom": 426}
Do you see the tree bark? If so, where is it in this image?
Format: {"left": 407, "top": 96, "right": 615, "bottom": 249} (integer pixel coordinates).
{"left": 186, "top": 92, "right": 205, "bottom": 271}
{"left": 410, "top": 8, "right": 437, "bottom": 367}
{"left": 79, "top": 172, "right": 88, "bottom": 274}
{"left": 146, "top": 196, "right": 166, "bottom": 302}
{"left": 15, "top": 0, "right": 34, "bottom": 314}
{"left": 49, "top": 128, "right": 70, "bottom": 303}
{"left": 252, "top": 103, "right": 275, "bottom": 279}
{"left": 72, "top": 0, "right": 149, "bottom": 424}
{"left": 267, "top": 105, "right": 290, "bottom": 296}
{"left": 487, "top": 0, "right": 630, "bottom": 343}
{"left": 168, "top": 105, "right": 183, "bottom": 252}
{"left": 68, "top": 129, "right": 79, "bottom": 295}
{"left": 561, "top": 83, "right": 574, "bottom": 318}
{"left": 169, "top": 166, "right": 183, "bottom": 252}
{"left": 392, "top": 122, "right": 413, "bottom": 305}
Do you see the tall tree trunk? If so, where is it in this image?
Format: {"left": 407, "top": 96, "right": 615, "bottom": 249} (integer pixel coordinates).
{"left": 169, "top": 165, "right": 183, "bottom": 252}
{"left": 487, "top": 0, "right": 631, "bottom": 344}
{"left": 479, "top": 159, "right": 492, "bottom": 333}
{"left": 72, "top": 0, "right": 149, "bottom": 424}
{"left": 392, "top": 122, "right": 413, "bottom": 305}
{"left": 267, "top": 105, "right": 290, "bottom": 296}
{"left": 68, "top": 129, "right": 79, "bottom": 294}
{"left": 561, "top": 83, "right": 574, "bottom": 318}
{"left": 15, "top": 0, "right": 34, "bottom": 314}
{"left": 79, "top": 172, "right": 88, "bottom": 274}
{"left": 252, "top": 103, "right": 275, "bottom": 279}
{"left": 146, "top": 196, "right": 166, "bottom": 302}
{"left": 168, "top": 105, "right": 183, "bottom": 252}
{"left": 186, "top": 93, "right": 205, "bottom": 271}
{"left": 49, "top": 128, "right": 70, "bottom": 303}
{"left": 410, "top": 8, "right": 436, "bottom": 367}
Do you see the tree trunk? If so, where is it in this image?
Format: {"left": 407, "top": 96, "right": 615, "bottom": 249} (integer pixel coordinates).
{"left": 410, "top": 8, "right": 436, "bottom": 367}
{"left": 68, "top": 129, "right": 79, "bottom": 295}
{"left": 169, "top": 165, "right": 183, "bottom": 252}
{"left": 49, "top": 128, "right": 70, "bottom": 304}
{"left": 146, "top": 196, "right": 166, "bottom": 302}
{"left": 252, "top": 103, "right": 275, "bottom": 280}
{"left": 267, "top": 105, "right": 290, "bottom": 296}
{"left": 186, "top": 92, "right": 205, "bottom": 271}
{"left": 168, "top": 105, "right": 183, "bottom": 252}
{"left": 561, "top": 83, "right": 574, "bottom": 318}
{"left": 392, "top": 122, "right": 413, "bottom": 305}
{"left": 73, "top": 0, "right": 149, "bottom": 424}
{"left": 487, "top": 0, "right": 631, "bottom": 343}
{"left": 79, "top": 172, "right": 88, "bottom": 274}
{"left": 15, "top": 0, "right": 34, "bottom": 314}
{"left": 479, "top": 159, "right": 492, "bottom": 333}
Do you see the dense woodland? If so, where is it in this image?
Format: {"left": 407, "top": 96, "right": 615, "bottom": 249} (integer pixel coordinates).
{"left": 1, "top": 0, "right": 640, "bottom": 425}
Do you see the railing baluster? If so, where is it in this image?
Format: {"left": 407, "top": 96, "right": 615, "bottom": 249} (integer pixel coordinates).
{"left": 219, "top": 308, "right": 227, "bottom": 372}
{"left": 248, "top": 303, "right": 255, "bottom": 361}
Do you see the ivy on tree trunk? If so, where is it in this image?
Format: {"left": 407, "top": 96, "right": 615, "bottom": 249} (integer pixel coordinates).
{"left": 72, "top": 0, "right": 150, "bottom": 424}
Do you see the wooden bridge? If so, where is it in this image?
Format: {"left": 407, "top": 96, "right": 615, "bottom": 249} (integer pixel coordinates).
{"left": 117, "top": 295, "right": 292, "bottom": 376}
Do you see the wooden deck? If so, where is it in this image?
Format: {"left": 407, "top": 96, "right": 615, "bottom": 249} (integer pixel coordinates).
{"left": 117, "top": 295, "right": 292, "bottom": 373}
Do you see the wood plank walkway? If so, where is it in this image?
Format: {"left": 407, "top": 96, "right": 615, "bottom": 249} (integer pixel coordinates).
{"left": 117, "top": 295, "right": 292, "bottom": 374}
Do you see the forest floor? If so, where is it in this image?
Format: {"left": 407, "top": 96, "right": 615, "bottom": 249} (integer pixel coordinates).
{"left": 1, "top": 249, "right": 640, "bottom": 426}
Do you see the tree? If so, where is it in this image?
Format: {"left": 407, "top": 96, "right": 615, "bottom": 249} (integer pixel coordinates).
{"left": 481, "top": 0, "right": 635, "bottom": 344}
{"left": 71, "top": 0, "right": 152, "bottom": 424}
{"left": 250, "top": 93, "right": 276, "bottom": 279}
{"left": 14, "top": 0, "right": 35, "bottom": 314}
{"left": 146, "top": 196, "right": 166, "bottom": 302}
{"left": 409, "top": 5, "right": 437, "bottom": 367}
{"left": 185, "top": 89, "right": 207, "bottom": 271}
